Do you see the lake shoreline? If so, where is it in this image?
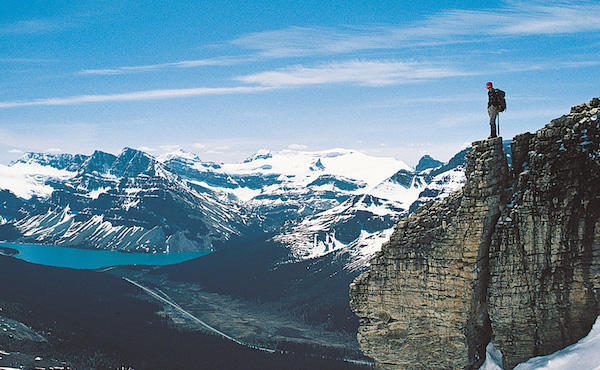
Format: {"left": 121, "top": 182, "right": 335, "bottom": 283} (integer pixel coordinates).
{"left": 0, "top": 242, "right": 210, "bottom": 270}
{"left": 0, "top": 245, "right": 19, "bottom": 256}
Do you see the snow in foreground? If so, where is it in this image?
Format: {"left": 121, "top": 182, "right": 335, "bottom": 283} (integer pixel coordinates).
{"left": 480, "top": 316, "right": 600, "bottom": 370}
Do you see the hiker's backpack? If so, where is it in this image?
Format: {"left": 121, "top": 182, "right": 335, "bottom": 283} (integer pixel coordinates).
{"left": 497, "top": 89, "right": 506, "bottom": 112}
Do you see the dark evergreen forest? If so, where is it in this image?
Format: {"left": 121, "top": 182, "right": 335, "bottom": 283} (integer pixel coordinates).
{"left": 0, "top": 255, "right": 366, "bottom": 369}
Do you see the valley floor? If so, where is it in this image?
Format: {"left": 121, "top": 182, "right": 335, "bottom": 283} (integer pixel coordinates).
{"left": 0, "top": 255, "right": 370, "bottom": 369}
{"left": 109, "top": 266, "right": 370, "bottom": 364}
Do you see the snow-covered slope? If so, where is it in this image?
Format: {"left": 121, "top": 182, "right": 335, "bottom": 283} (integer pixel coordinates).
{"left": 160, "top": 148, "right": 412, "bottom": 204}
{"left": 0, "top": 146, "right": 471, "bottom": 266}
{"left": 1, "top": 148, "right": 257, "bottom": 252}
{"left": 219, "top": 148, "right": 411, "bottom": 191}
{"left": 267, "top": 148, "right": 471, "bottom": 269}
{"left": 157, "top": 147, "right": 468, "bottom": 267}
{"left": 0, "top": 162, "right": 76, "bottom": 199}
{"left": 480, "top": 316, "right": 600, "bottom": 370}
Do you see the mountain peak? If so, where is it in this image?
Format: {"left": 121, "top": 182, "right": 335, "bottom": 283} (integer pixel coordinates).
{"left": 157, "top": 149, "right": 201, "bottom": 164}
{"left": 310, "top": 158, "right": 325, "bottom": 171}
{"left": 244, "top": 149, "right": 273, "bottom": 163}
{"left": 415, "top": 155, "right": 443, "bottom": 172}
{"left": 109, "top": 147, "right": 161, "bottom": 177}
{"left": 79, "top": 150, "right": 117, "bottom": 175}
{"left": 14, "top": 152, "right": 87, "bottom": 171}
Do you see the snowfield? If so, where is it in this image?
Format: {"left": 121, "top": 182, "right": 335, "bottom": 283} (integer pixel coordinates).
{"left": 212, "top": 148, "right": 412, "bottom": 193}
{"left": 480, "top": 317, "right": 600, "bottom": 370}
{"left": 0, "top": 162, "right": 76, "bottom": 199}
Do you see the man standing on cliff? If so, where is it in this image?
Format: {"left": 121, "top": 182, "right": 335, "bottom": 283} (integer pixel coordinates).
{"left": 486, "top": 81, "right": 504, "bottom": 138}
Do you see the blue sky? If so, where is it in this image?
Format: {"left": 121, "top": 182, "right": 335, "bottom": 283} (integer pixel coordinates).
{"left": 1, "top": 0, "right": 599, "bottom": 166}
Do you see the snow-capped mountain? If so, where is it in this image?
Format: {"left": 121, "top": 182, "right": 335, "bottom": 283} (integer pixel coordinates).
{"left": 270, "top": 149, "right": 470, "bottom": 269}
{"left": 156, "top": 147, "right": 468, "bottom": 267}
{"left": 0, "top": 146, "right": 473, "bottom": 267}
{"left": 0, "top": 148, "right": 257, "bottom": 252}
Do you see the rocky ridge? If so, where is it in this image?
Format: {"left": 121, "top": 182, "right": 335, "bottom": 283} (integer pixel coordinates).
{"left": 350, "top": 97, "right": 600, "bottom": 369}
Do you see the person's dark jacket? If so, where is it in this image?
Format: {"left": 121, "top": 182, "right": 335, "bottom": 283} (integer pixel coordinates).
{"left": 488, "top": 88, "right": 503, "bottom": 108}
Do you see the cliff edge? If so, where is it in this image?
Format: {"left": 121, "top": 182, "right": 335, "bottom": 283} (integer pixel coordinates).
{"left": 350, "top": 97, "right": 600, "bottom": 369}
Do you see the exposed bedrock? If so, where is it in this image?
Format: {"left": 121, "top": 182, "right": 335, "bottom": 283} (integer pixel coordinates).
{"left": 350, "top": 97, "right": 600, "bottom": 369}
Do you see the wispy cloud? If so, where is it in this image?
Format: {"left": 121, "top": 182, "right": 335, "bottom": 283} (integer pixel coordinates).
{"left": 483, "top": 59, "right": 600, "bottom": 75}
{"left": 78, "top": 57, "right": 251, "bottom": 75}
{"left": 233, "top": 2, "right": 600, "bottom": 58}
{"left": 0, "top": 59, "right": 469, "bottom": 108}
{"left": 0, "top": 19, "right": 64, "bottom": 35}
{"left": 137, "top": 144, "right": 183, "bottom": 153}
{"left": 232, "top": 26, "right": 386, "bottom": 58}
{"left": 237, "top": 60, "right": 469, "bottom": 87}
{"left": 493, "top": 2, "right": 600, "bottom": 35}
{"left": 0, "top": 58, "right": 61, "bottom": 64}
{"left": 0, "top": 86, "right": 274, "bottom": 108}
{"left": 415, "top": 2, "right": 600, "bottom": 38}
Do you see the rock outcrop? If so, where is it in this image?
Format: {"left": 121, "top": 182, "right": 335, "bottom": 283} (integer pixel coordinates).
{"left": 350, "top": 97, "right": 600, "bottom": 369}
{"left": 488, "top": 98, "right": 600, "bottom": 368}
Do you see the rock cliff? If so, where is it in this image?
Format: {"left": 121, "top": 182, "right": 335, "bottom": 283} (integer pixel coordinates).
{"left": 350, "top": 97, "right": 600, "bottom": 369}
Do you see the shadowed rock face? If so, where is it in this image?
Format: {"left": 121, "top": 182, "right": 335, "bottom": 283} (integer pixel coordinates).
{"left": 488, "top": 99, "right": 600, "bottom": 369}
{"left": 350, "top": 97, "right": 600, "bottom": 369}
{"left": 350, "top": 137, "right": 507, "bottom": 369}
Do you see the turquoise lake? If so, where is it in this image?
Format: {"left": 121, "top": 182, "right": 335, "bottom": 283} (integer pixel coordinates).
{"left": 0, "top": 242, "right": 210, "bottom": 270}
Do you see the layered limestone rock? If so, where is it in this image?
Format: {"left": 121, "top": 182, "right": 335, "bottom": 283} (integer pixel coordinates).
{"left": 350, "top": 138, "right": 508, "bottom": 369}
{"left": 488, "top": 98, "right": 600, "bottom": 368}
{"left": 350, "top": 97, "right": 600, "bottom": 369}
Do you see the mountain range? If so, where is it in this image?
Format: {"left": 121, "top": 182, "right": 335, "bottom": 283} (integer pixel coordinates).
{"left": 0, "top": 145, "right": 478, "bottom": 270}
{"left": 0, "top": 145, "right": 486, "bottom": 350}
{"left": 0, "top": 142, "right": 522, "bottom": 367}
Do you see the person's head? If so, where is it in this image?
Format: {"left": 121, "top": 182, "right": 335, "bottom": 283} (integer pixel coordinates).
{"left": 486, "top": 81, "right": 493, "bottom": 90}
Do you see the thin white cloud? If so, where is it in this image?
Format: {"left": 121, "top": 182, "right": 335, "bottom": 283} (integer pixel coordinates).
{"left": 237, "top": 60, "right": 469, "bottom": 87}
{"left": 232, "top": 2, "right": 600, "bottom": 58}
{"left": 288, "top": 144, "right": 308, "bottom": 150}
{"left": 0, "top": 86, "right": 274, "bottom": 108}
{"left": 78, "top": 57, "right": 250, "bottom": 75}
{"left": 0, "top": 19, "right": 63, "bottom": 35}
{"left": 415, "top": 2, "right": 600, "bottom": 39}
{"left": 491, "top": 60, "right": 600, "bottom": 74}
{"left": 203, "top": 145, "right": 231, "bottom": 155}
{"left": 8, "top": 149, "right": 24, "bottom": 154}
{"left": 0, "top": 58, "right": 61, "bottom": 64}
{"left": 232, "top": 26, "right": 385, "bottom": 58}
{"left": 45, "top": 148, "right": 63, "bottom": 153}
{"left": 494, "top": 2, "right": 600, "bottom": 35}
{"left": 0, "top": 60, "right": 467, "bottom": 108}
